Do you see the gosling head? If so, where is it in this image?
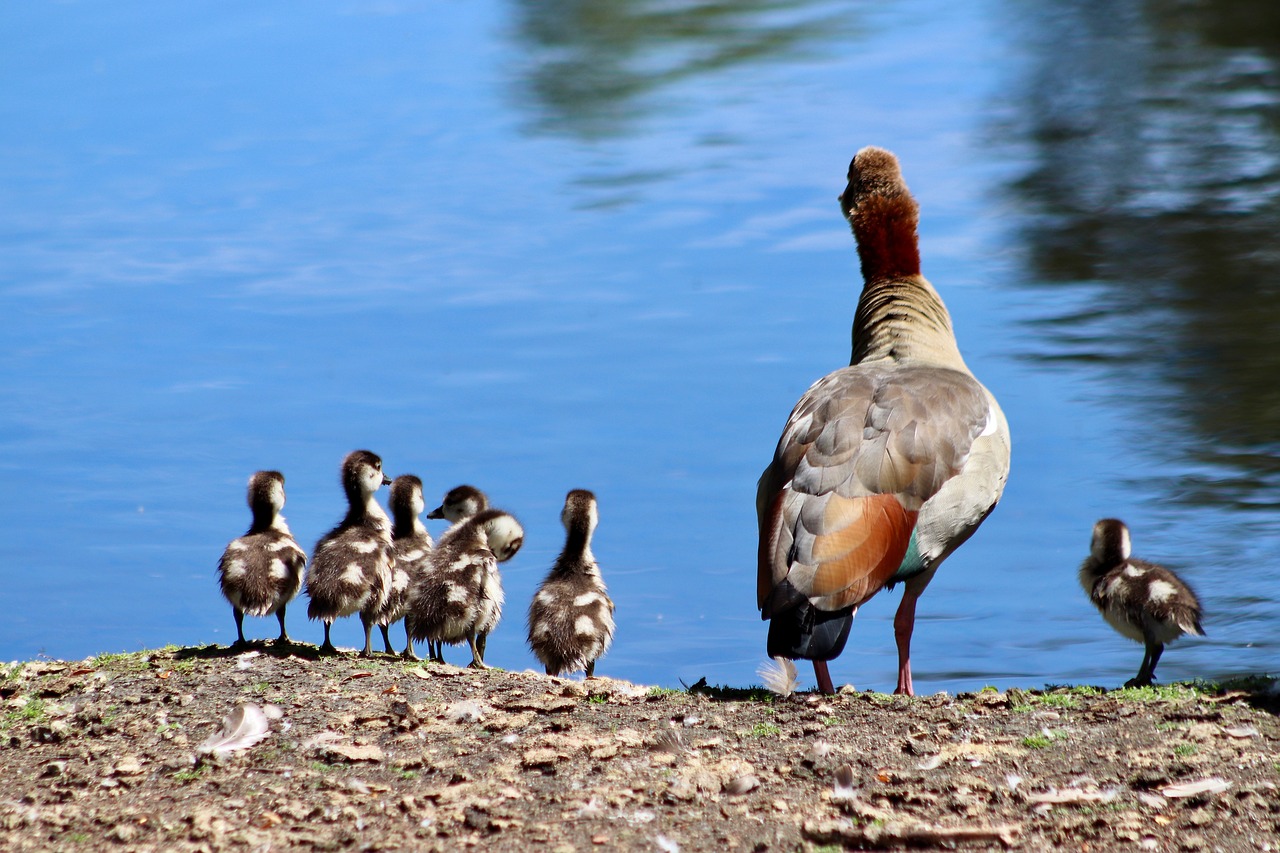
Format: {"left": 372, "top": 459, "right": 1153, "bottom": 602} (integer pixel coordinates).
{"left": 1090, "top": 518, "right": 1132, "bottom": 566}
{"left": 428, "top": 484, "right": 489, "bottom": 522}
{"left": 341, "top": 450, "right": 391, "bottom": 501}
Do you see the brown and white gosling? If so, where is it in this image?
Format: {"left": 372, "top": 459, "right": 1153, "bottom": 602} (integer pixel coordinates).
{"left": 217, "top": 470, "right": 307, "bottom": 647}
{"left": 426, "top": 484, "right": 489, "bottom": 526}
{"left": 406, "top": 508, "right": 523, "bottom": 667}
{"left": 305, "top": 450, "right": 395, "bottom": 656}
{"left": 527, "top": 489, "right": 616, "bottom": 678}
{"left": 1079, "top": 518, "right": 1204, "bottom": 687}
{"left": 379, "top": 474, "right": 434, "bottom": 659}
{"left": 420, "top": 484, "right": 491, "bottom": 659}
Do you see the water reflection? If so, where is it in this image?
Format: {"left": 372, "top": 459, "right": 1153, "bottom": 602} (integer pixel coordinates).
{"left": 506, "top": 0, "right": 856, "bottom": 139}
{"left": 1003, "top": 0, "right": 1280, "bottom": 509}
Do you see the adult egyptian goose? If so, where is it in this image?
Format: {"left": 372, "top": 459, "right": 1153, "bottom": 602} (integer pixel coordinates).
{"left": 527, "top": 489, "right": 616, "bottom": 678}
{"left": 217, "top": 470, "right": 307, "bottom": 647}
{"left": 757, "top": 147, "right": 1011, "bottom": 695}
{"left": 406, "top": 508, "right": 524, "bottom": 668}
{"left": 1079, "top": 518, "right": 1204, "bottom": 687}
{"left": 379, "top": 474, "right": 434, "bottom": 658}
{"left": 305, "top": 450, "right": 395, "bottom": 656}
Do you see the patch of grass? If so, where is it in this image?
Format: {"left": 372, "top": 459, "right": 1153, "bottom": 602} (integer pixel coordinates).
{"left": 170, "top": 658, "right": 197, "bottom": 674}
{"left": 1155, "top": 721, "right": 1185, "bottom": 732}
{"left": 246, "top": 681, "right": 271, "bottom": 696}
{"left": 1174, "top": 743, "right": 1197, "bottom": 757}
{"left": 822, "top": 716, "right": 841, "bottom": 727}
{"left": 586, "top": 694, "right": 608, "bottom": 705}
{"left": 979, "top": 685, "right": 999, "bottom": 694}
{"left": 310, "top": 761, "right": 338, "bottom": 774}
{"left": 1113, "top": 682, "right": 1206, "bottom": 702}
{"left": 395, "top": 768, "right": 419, "bottom": 780}
{"left": 681, "top": 678, "right": 776, "bottom": 702}
{"left": 0, "top": 697, "right": 47, "bottom": 730}
{"left": 173, "top": 766, "right": 206, "bottom": 783}
{"left": 1022, "top": 730, "right": 1065, "bottom": 749}
{"left": 91, "top": 651, "right": 153, "bottom": 673}
{"left": 647, "top": 687, "right": 684, "bottom": 698}
{"left": 66, "top": 833, "right": 91, "bottom": 844}
{"left": 157, "top": 721, "right": 181, "bottom": 734}
{"left": 749, "top": 722, "right": 782, "bottom": 738}
{"left": 1038, "top": 693, "right": 1081, "bottom": 710}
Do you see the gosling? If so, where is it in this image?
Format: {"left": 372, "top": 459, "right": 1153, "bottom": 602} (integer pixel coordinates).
{"left": 1079, "top": 518, "right": 1204, "bottom": 688}
{"left": 217, "top": 470, "right": 307, "bottom": 648}
{"left": 380, "top": 474, "right": 433, "bottom": 658}
{"left": 305, "top": 450, "right": 395, "bottom": 656}
{"left": 406, "top": 508, "right": 523, "bottom": 667}
{"left": 527, "top": 489, "right": 616, "bottom": 678}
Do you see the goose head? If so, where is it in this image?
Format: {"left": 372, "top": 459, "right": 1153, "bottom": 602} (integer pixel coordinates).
{"left": 1090, "top": 518, "right": 1132, "bottom": 567}
{"left": 390, "top": 475, "right": 425, "bottom": 524}
{"left": 428, "top": 484, "right": 489, "bottom": 523}
{"left": 476, "top": 509, "right": 524, "bottom": 562}
{"left": 341, "top": 450, "right": 391, "bottom": 503}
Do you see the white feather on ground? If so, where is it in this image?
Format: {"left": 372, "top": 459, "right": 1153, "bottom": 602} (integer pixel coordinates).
{"left": 198, "top": 704, "right": 271, "bottom": 757}
{"left": 757, "top": 657, "right": 799, "bottom": 697}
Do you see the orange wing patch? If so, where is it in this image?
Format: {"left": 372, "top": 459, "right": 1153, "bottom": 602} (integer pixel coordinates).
{"left": 809, "top": 493, "right": 917, "bottom": 607}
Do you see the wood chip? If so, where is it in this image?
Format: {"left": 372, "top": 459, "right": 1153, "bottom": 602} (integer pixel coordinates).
{"left": 1220, "top": 724, "right": 1259, "bottom": 739}
{"left": 318, "top": 743, "right": 385, "bottom": 763}
{"left": 1160, "top": 778, "right": 1231, "bottom": 798}
{"left": 1025, "top": 787, "right": 1118, "bottom": 805}
{"left": 804, "top": 819, "right": 1021, "bottom": 849}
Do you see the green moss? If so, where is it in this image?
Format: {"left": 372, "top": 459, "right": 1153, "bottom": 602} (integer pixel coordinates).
{"left": 1174, "top": 743, "right": 1197, "bottom": 757}
{"left": 749, "top": 722, "right": 782, "bottom": 738}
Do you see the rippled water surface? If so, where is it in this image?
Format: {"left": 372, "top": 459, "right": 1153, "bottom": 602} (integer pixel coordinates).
{"left": 2, "top": 0, "right": 1277, "bottom": 691}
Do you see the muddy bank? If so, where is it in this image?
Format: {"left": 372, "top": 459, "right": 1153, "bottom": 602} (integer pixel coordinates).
{"left": 0, "top": 645, "right": 1276, "bottom": 851}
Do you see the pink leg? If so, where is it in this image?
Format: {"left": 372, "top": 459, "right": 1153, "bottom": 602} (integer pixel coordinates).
{"left": 893, "top": 587, "right": 921, "bottom": 696}
{"left": 813, "top": 660, "right": 835, "bottom": 695}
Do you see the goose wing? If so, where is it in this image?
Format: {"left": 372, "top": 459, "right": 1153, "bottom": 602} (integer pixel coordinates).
{"left": 757, "top": 363, "right": 993, "bottom": 614}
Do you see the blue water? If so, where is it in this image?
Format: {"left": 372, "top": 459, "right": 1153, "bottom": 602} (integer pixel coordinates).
{"left": 2, "top": 0, "right": 1277, "bottom": 692}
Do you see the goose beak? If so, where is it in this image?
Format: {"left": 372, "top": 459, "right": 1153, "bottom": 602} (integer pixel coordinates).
{"left": 426, "top": 506, "right": 445, "bottom": 519}
{"left": 382, "top": 474, "right": 392, "bottom": 486}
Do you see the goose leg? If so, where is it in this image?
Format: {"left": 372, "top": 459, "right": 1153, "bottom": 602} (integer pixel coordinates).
{"left": 893, "top": 589, "right": 920, "bottom": 696}
{"left": 359, "top": 615, "right": 375, "bottom": 657}
{"left": 320, "top": 622, "right": 338, "bottom": 655}
{"left": 1145, "top": 642, "right": 1164, "bottom": 683}
{"left": 585, "top": 660, "right": 596, "bottom": 679}
{"left": 232, "top": 608, "right": 247, "bottom": 648}
{"left": 893, "top": 568, "right": 938, "bottom": 696}
{"left": 813, "top": 661, "right": 835, "bottom": 695}
{"left": 379, "top": 623, "right": 395, "bottom": 655}
{"left": 401, "top": 623, "right": 417, "bottom": 659}
{"left": 275, "top": 605, "right": 290, "bottom": 645}
{"left": 467, "top": 632, "right": 488, "bottom": 669}
{"left": 1126, "top": 642, "right": 1163, "bottom": 688}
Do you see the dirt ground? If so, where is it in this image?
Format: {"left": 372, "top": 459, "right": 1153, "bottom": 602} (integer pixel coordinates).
{"left": 0, "top": 644, "right": 1276, "bottom": 851}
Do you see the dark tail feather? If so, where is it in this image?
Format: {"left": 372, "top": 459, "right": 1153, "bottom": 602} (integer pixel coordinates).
{"left": 766, "top": 599, "right": 855, "bottom": 662}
